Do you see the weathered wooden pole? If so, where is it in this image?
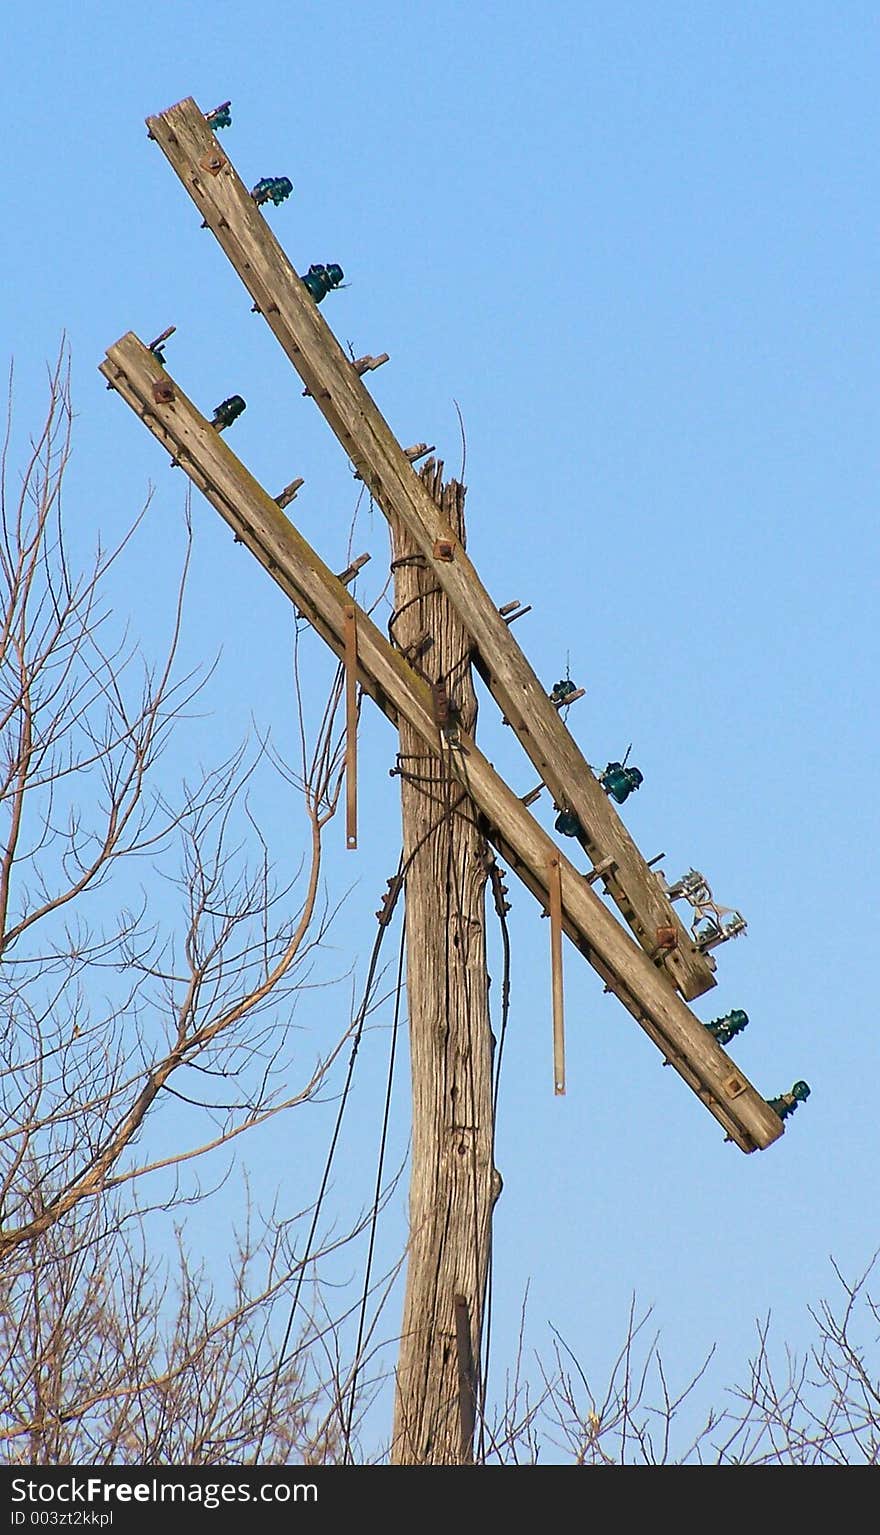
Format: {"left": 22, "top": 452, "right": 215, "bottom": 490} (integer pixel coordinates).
{"left": 101, "top": 334, "right": 785, "bottom": 1156}
{"left": 389, "top": 463, "right": 496, "bottom": 1464}
{"left": 145, "top": 97, "right": 720, "bottom": 1003}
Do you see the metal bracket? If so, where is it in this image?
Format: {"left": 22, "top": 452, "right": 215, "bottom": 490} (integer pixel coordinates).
{"left": 198, "top": 151, "right": 226, "bottom": 177}
{"left": 375, "top": 873, "right": 403, "bottom": 926}
{"left": 663, "top": 868, "right": 747, "bottom": 951}
{"left": 454, "top": 1295, "right": 476, "bottom": 1461}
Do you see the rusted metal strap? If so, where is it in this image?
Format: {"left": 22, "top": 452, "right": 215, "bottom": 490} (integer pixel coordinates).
{"left": 548, "top": 854, "right": 565, "bottom": 1095}
{"left": 344, "top": 604, "right": 358, "bottom": 850}
{"left": 454, "top": 1294, "right": 476, "bottom": 1462}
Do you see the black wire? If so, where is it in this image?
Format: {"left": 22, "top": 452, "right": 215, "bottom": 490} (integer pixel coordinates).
{"left": 253, "top": 795, "right": 469, "bottom": 1461}
{"left": 339, "top": 497, "right": 493, "bottom": 1458}
{"left": 403, "top": 616, "right": 502, "bottom": 1460}
{"left": 427, "top": 722, "right": 491, "bottom": 1459}
{"left": 492, "top": 898, "right": 513, "bottom": 1123}
{"left": 387, "top": 586, "right": 442, "bottom": 650}
{"left": 342, "top": 906, "right": 407, "bottom": 1461}
{"left": 251, "top": 855, "right": 405, "bottom": 1463}
{"left": 478, "top": 889, "right": 512, "bottom": 1461}
{"left": 382, "top": 711, "right": 489, "bottom": 1458}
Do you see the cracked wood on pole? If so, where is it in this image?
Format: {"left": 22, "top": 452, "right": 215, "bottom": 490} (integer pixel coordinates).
{"left": 144, "top": 95, "right": 717, "bottom": 1005}
{"left": 389, "top": 464, "right": 496, "bottom": 1465}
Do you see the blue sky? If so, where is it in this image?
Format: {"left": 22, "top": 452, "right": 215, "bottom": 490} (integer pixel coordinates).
{"left": 2, "top": 1, "right": 878, "bottom": 1459}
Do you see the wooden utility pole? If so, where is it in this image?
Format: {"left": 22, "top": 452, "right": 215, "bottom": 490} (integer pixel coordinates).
{"left": 100, "top": 93, "right": 809, "bottom": 1465}
{"left": 143, "top": 97, "right": 720, "bottom": 1008}
{"left": 389, "top": 465, "right": 495, "bottom": 1464}
{"left": 101, "top": 334, "right": 784, "bottom": 1154}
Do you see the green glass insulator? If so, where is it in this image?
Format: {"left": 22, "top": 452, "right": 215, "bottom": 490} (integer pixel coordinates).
{"left": 302, "top": 266, "right": 327, "bottom": 300}
{"left": 550, "top": 679, "right": 578, "bottom": 704}
{"left": 252, "top": 176, "right": 293, "bottom": 207}
{"left": 206, "top": 102, "right": 232, "bottom": 130}
{"left": 554, "top": 810, "right": 582, "bottom": 839}
{"left": 600, "top": 763, "right": 644, "bottom": 804}
{"left": 704, "top": 1008, "right": 749, "bottom": 1046}
{"left": 767, "top": 1080, "right": 811, "bottom": 1121}
{"left": 270, "top": 176, "right": 293, "bottom": 204}
{"left": 301, "top": 263, "right": 345, "bottom": 303}
{"left": 211, "top": 394, "right": 246, "bottom": 431}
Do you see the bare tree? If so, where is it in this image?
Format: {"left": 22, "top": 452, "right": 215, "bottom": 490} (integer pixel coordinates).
{"left": 0, "top": 347, "right": 356, "bottom": 1256}
{"left": 0, "top": 348, "right": 372, "bottom": 1462}
{"left": 714, "top": 1252, "right": 880, "bottom": 1465}
{"left": 5, "top": 352, "right": 873, "bottom": 1470}
{"left": 476, "top": 1255, "right": 880, "bottom": 1465}
{"left": 0, "top": 1186, "right": 349, "bottom": 1464}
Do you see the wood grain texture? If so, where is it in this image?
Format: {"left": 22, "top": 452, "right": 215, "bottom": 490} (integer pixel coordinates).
{"left": 100, "top": 334, "right": 783, "bottom": 1152}
{"left": 144, "top": 96, "right": 717, "bottom": 1003}
{"left": 389, "top": 469, "right": 493, "bottom": 1464}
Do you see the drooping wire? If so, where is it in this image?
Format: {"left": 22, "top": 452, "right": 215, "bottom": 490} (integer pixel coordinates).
{"left": 403, "top": 661, "right": 496, "bottom": 1460}
{"left": 386, "top": 690, "right": 490, "bottom": 1460}
{"left": 251, "top": 853, "right": 405, "bottom": 1462}
{"left": 382, "top": 476, "right": 492, "bottom": 1458}
{"left": 478, "top": 873, "right": 513, "bottom": 1461}
{"left": 435, "top": 728, "right": 486, "bottom": 1457}
{"left": 253, "top": 796, "right": 470, "bottom": 1461}
{"left": 398, "top": 544, "right": 505, "bottom": 1459}
{"left": 453, "top": 398, "right": 467, "bottom": 486}
{"left": 342, "top": 905, "right": 407, "bottom": 1460}
{"left": 490, "top": 880, "right": 513, "bottom": 1123}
